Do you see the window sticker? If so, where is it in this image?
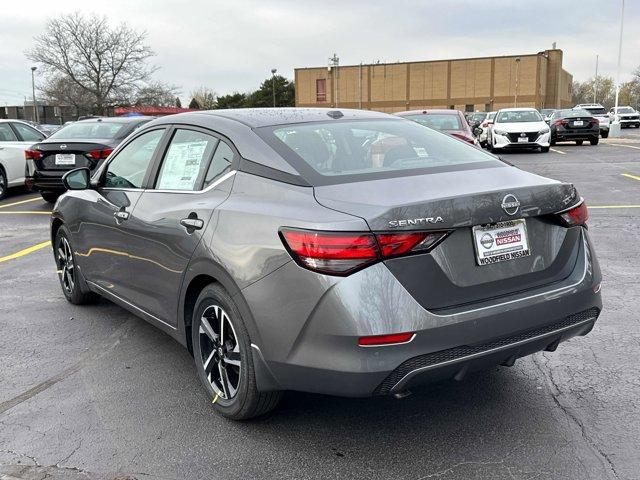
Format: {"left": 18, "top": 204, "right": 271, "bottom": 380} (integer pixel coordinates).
{"left": 158, "top": 140, "right": 208, "bottom": 190}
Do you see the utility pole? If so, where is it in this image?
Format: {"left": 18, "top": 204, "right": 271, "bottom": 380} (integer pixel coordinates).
{"left": 593, "top": 54, "right": 599, "bottom": 103}
{"left": 329, "top": 53, "right": 339, "bottom": 107}
{"left": 514, "top": 58, "right": 521, "bottom": 107}
{"left": 30, "top": 66, "right": 39, "bottom": 123}
{"left": 271, "top": 68, "right": 277, "bottom": 107}
{"left": 611, "top": 0, "right": 625, "bottom": 138}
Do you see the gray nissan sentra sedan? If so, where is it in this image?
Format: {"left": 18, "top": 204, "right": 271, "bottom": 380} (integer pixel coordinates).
{"left": 51, "top": 108, "right": 602, "bottom": 419}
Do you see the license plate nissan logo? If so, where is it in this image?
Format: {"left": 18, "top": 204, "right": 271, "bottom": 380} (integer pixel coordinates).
{"left": 501, "top": 194, "right": 520, "bottom": 215}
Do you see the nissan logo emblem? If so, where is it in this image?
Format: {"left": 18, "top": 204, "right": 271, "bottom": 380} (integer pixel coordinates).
{"left": 501, "top": 194, "right": 520, "bottom": 216}
{"left": 520, "top": 132, "right": 526, "bottom": 137}
{"left": 480, "top": 233, "right": 494, "bottom": 249}
{"left": 60, "top": 144, "right": 67, "bottom": 149}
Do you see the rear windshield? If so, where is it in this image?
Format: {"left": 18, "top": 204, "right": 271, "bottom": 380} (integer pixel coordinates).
{"left": 48, "top": 121, "right": 128, "bottom": 140}
{"left": 558, "top": 109, "right": 591, "bottom": 118}
{"left": 403, "top": 114, "right": 462, "bottom": 131}
{"left": 581, "top": 107, "right": 606, "bottom": 115}
{"left": 471, "top": 113, "right": 487, "bottom": 121}
{"left": 496, "top": 110, "right": 542, "bottom": 123}
{"left": 257, "top": 119, "right": 501, "bottom": 185}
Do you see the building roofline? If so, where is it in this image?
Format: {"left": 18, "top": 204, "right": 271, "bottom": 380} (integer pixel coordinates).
{"left": 294, "top": 49, "right": 562, "bottom": 71}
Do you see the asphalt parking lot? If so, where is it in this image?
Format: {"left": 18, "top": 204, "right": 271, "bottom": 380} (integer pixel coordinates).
{"left": 1, "top": 131, "right": 639, "bottom": 480}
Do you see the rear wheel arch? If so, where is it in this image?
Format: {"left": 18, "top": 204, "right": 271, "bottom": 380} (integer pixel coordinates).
{"left": 180, "top": 262, "right": 260, "bottom": 356}
{"left": 51, "top": 217, "right": 64, "bottom": 245}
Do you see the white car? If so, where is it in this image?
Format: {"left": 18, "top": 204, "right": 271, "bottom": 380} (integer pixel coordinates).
{"left": 477, "top": 111, "right": 497, "bottom": 147}
{"left": 609, "top": 106, "right": 640, "bottom": 128}
{"left": 574, "top": 104, "right": 610, "bottom": 138}
{"left": 487, "top": 108, "right": 550, "bottom": 153}
{"left": 0, "top": 119, "right": 46, "bottom": 199}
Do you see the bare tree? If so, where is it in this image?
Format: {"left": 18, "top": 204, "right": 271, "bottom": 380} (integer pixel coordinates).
{"left": 189, "top": 86, "right": 218, "bottom": 109}
{"left": 134, "top": 81, "right": 181, "bottom": 107}
{"left": 27, "top": 13, "right": 158, "bottom": 114}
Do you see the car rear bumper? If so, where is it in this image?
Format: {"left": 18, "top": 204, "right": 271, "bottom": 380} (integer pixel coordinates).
{"left": 242, "top": 228, "right": 602, "bottom": 397}
{"left": 25, "top": 173, "right": 65, "bottom": 192}
{"left": 554, "top": 130, "right": 599, "bottom": 141}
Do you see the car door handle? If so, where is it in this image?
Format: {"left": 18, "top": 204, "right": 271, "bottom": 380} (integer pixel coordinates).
{"left": 180, "top": 218, "right": 204, "bottom": 230}
{"left": 114, "top": 210, "right": 130, "bottom": 221}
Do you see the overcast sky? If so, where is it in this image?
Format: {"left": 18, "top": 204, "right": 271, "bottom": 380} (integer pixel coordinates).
{"left": 1, "top": 0, "right": 638, "bottom": 105}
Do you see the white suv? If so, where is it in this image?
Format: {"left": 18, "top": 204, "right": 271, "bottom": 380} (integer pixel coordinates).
{"left": 609, "top": 106, "right": 640, "bottom": 128}
{"left": 574, "top": 104, "right": 610, "bottom": 138}
{"left": 487, "top": 108, "right": 550, "bottom": 153}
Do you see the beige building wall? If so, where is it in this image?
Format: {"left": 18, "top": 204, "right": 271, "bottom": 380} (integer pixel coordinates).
{"left": 295, "top": 49, "right": 571, "bottom": 112}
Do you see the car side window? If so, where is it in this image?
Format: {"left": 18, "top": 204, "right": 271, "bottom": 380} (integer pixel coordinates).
{"left": 0, "top": 123, "right": 18, "bottom": 142}
{"left": 104, "top": 129, "right": 164, "bottom": 189}
{"left": 203, "top": 140, "right": 235, "bottom": 188}
{"left": 155, "top": 129, "right": 219, "bottom": 191}
{"left": 12, "top": 122, "right": 45, "bottom": 142}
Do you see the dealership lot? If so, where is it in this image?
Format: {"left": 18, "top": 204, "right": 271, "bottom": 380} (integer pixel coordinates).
{"left": 1, "top": 133, "right": 640, "bottom": 479}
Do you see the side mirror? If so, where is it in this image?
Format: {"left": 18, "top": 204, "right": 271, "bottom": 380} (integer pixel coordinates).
{"left": 473, "top": 127, "right": 482, "bottom": 136}
{"left": 62, "top": 167, "right": 90, "bottom": 190}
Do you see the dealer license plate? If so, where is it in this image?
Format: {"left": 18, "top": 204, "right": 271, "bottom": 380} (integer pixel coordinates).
{"left": 472, "top": 219, "right": 531, "bottom": 266}
{"left": 573, "top": 120, "right": 584, "bottom": 126}
{"left": 55, "top": 153, "right": 75, "bottom": 166}
{"left": 517, "top": 136, "right": 529, "bottom": 143}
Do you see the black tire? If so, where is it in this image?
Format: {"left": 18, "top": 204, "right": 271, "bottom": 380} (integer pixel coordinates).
{"left": 54, "top": 225, "right": 99, "bottom": 305}
{"left": 590, "top": 137, "right": 599, "bottom": 146}
{"left": 192, "top": 283, "right": 282, "bottom": 420}
{"left": 540, "top": 146, "right": 550, "bottom": 153}
{"left": 0, "top": 167, "right": 7, "bottom": 201}
{"left": 601, "top": 131, "right": 609, "bottom": 138}
{"left": 575, "top": 140, "right": 583, "bottom": 146}
{"left": 41, "top": 192, "right": 60, "bottom": 203}
{"left": 550, "top": 139, "right": 556, "bottom": 146}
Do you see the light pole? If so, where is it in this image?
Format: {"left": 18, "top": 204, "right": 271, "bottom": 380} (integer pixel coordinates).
{"left": 593, "top": 54, "right": 599, "bottom": 103}
{"left": 514, "top": 58, "right": 521, "bottom": 107}
{"left": 610, "top": 0, "right": 625, "bottom": 138}
{"left": 271, "top": 68, "right": 277, "bottom": 107}
{"left": 30, "top": 66, "right": 39, "bottom": 123}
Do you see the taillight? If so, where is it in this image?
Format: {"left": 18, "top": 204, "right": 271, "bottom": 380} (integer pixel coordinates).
{"left": 450, "top": 133, "right": 475, "bottom": 144}
{"left": 280, "top": 228, "right": 450, "bottom": 275}
{"left": 25, "top": 149, "right": 42, "bottom": 160}
{"left": 88, "top": 148, "right": 113, "bottom": 160}
{"left": 590, "top": 117, "right": 600, "bottom": 125}
{"left": 556, "top": 200, "right": 588, "bottom": 227}
{"left": 553, "top": 119, "right": 568, "bottom": 126}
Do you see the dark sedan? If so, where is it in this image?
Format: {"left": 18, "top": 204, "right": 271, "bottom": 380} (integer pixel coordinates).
{"left": 25, "top": 116, "right": 152, "bottom": 202}
{"left": 550, "top": 109, "right": 599, "bottom": 146}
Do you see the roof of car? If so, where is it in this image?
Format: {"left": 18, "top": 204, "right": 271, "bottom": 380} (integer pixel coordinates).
{"left": 497, "top": 107, "right": 538, "bottom": 112}
{"left": 395, "top": 109, "right": 461, "bottom": 116}
{"left": 162, "top": 108, "right": 396, "bottom": 128}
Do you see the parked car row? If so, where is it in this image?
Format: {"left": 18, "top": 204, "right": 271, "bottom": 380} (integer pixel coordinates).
{"left": 0, "top": 116, "right": 151, "bottom": 201}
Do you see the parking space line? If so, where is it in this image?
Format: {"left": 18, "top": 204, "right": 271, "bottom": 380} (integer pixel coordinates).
{"left": 611, "top": 144, "right": 640, "bottom": 151}
{"left": 621, "top": 173, "right": 640, "bottom": 182}
{"left": 0, "top": 211, "right": 52, "bottom": 215}
{"left": 0, "top": 241, "right": 51, "bottom": 263}
{"left": 0, "top": 196, "right": 41, "bottom": 209}
{"left": 550, "top": 148, "right": 566, "bottom": 155}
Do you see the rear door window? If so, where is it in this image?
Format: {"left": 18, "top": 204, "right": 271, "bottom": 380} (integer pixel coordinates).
{"left": 155, "top": 129, "right": 218, "bottom": 191}
{"left": 12, "top": 122, "right": 45, "bottom": 141}
{"left": 203, "top": 140, "right": 235, "bottom": 188}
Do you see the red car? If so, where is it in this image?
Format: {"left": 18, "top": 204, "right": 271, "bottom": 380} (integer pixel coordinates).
{"left": 396, "top": 109, "right": 478, "bottom": 145}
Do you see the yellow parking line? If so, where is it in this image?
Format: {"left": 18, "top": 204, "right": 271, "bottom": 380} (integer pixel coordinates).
{"left": 550, "top": 148, "right": 566, "bottom": 155}
{"left": 0, "top": 196, "right": 41, "bottom": 209}
{"left": 611, "top": 144, "right": 640, "bottom": 150}
{"left": 0, "top": 241, "right": 51, "bottom": 263}
{"left": 590, "top": 205, "right": 640, "bottom": 209}
{"left": 621, "top": 173, "right": 640, "bottom": 182}
{"left": 0, "top": 211, "right": 51, "bottom": 215}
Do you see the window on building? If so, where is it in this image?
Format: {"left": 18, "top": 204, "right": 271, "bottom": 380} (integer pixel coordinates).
{"left": 465, "top": 104, "right": 474, "bottom": 112}
{"left": 485, "top": 103, "right": 491, "bottom": 112}
{"left": 316, "top": 79, "right": 327, "bottom": 102}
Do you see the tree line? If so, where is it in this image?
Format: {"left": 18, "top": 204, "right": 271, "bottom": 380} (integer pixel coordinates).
{"left": 27, "top": 13, "right": 294, "bottom": 117}
{"left": 572, "top": 69, "right": 640, "bottom": 109}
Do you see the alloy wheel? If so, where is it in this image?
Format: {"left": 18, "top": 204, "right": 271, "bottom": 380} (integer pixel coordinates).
{"left": 199, "top": 304, "right": 242, "bottom": 400}
{"left": 57, "top": 236, "right": 75, "bottom": 295}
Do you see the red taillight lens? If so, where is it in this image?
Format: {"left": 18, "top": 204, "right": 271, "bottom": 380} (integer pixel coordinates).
{"left": 591, "top": 117, "right": 600, "bottom": 125}
{"left": 25, "top": 149, "right": 42, "bottom": 160}
{"left": 553, "top": 119, "right": 568, "bottom": 126}
{"left": 557, "top": 200, "right": 588, "bottom": 227}
{"left": 358, "top": 332, "right": 415, "bottom": 347}
{"left": 280, "top": 228, "right": 449, "bottom": 275}
{"left": 88, "top": 148, "right": 113, "bottom": 160}
{"left": 450, "top": 133, "right": 475, "bottom": 144}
